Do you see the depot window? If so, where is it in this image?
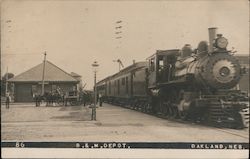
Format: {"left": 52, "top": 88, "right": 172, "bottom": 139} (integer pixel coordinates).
{"left": 31, "top": 85, "right": 37, "bottom": 94}
{"left": 52, "top": 84, "right": 57, "bottom": 91}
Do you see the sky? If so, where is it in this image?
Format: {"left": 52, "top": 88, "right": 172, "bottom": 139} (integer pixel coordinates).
{"left": 1, "top": 0, "right": 249, "bottom": 89}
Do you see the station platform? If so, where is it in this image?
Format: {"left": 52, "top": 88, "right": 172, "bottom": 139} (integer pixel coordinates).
{"left": 1, "top": 102, "right": 249, "bottom": 142}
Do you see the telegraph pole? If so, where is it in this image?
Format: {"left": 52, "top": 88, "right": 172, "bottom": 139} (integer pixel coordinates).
{"left": 115, "top": 20, "right": 123, "bottom": 49}
{"left": 41, "top": 52, "right": 47, "bottom": 95}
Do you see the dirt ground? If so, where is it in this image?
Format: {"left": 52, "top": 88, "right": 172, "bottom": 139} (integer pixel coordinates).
{"left": 1, "top": 102, "right": 249, "bottom": 142}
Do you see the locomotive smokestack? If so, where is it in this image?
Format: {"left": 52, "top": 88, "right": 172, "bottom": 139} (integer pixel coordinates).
{"left": 208, "top": 27, "right": 217, "bottom": 53}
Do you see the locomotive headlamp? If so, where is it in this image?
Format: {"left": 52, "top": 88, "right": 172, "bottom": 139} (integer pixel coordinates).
{"left": 215, "top": 34, "right": 228, "bottom": 49}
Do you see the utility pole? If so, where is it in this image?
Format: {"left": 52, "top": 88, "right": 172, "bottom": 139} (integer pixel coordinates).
{"left": 114, "top": 20, "right": 123, "bottom": 49}
{"left": 41, "top": 52, "right": 47, "bottom": 95}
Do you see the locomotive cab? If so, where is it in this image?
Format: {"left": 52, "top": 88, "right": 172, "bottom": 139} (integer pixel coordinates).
{"left": 147, "top": 50, "right": 179, "bottom": 88}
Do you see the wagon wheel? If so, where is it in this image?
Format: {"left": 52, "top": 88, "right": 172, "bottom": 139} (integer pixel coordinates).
{"left": 169, "top": 105, "right": 178, "bottom": 118}
{"left": 70, "top": 99, "right": 78, "bottom": 106}
{"left": 57, "top": 98, "right": 64, "bottom": 106}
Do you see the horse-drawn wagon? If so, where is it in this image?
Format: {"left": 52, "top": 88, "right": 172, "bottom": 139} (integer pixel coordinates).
{"left": 64, "top": 91, "right": 81, "bottom": 106}
{"left": 33, "top": 89, "right": 93, "bottom": 106}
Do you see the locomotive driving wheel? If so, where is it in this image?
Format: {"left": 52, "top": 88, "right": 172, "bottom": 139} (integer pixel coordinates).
{"left": 161, "top": 101, "right": 169, "bottom": 116}
{"left": 165, "top": 104, "right": 178, "bottom": 118}
{"left": 171, "top": 105, "right": 179, "bottom": 118}
{"left": 151, "top": 96, "right": 160, "bottom": 114}
{"left": 178, "top": 110, "right": 188, "bottom": 119}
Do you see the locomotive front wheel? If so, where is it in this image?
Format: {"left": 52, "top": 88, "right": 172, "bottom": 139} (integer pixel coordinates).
{"left": 167, "top": 107, "right": 175, "bottom": 117}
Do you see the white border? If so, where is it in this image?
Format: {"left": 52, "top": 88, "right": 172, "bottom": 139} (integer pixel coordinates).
{"left": 2, "top": 148, "right": 249, "bottom": 159}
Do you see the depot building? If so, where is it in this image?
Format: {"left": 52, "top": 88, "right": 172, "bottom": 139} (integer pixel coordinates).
{"left": 8, "top": 60, "right": 81, "bottom": 102}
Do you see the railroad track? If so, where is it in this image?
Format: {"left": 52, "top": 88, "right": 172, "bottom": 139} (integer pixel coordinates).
{"left": 113, "top": 103, "right": 249, "bottom": 139}
{"left": 153, "top": 111, "right": 249, "bottom": 139}
{"left": 212, "top": 127, "right": 249, "bottom": 139}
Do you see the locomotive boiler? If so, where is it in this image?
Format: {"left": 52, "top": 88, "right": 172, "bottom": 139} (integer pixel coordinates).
{"left": 97, "top": 28, "right": 249, "bottom": 129}
{"left": 175, "top": 28, "right": 241, "bottom": 90}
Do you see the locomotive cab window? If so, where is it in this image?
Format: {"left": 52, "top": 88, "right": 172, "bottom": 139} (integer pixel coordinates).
{"left": 157, "top": 55, "right": 165, "bottom": 82}
{"left": 157, "top": 55, "right": 164, "bottom": 70}
{"left": 149, "top": 58, "right": 155, "bottom": 72}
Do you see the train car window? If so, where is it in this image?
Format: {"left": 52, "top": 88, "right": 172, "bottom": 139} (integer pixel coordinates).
{"left": 122, "top": 77, "right": 125, "bottom": 85}
{"left": 105, "top": 83, "right": 107, "bottom": 95}
{"left": 118, "top": 79, "right": 120, "bottom": 95}
{"left": 126, "top": 77, "right": 129, "bottom": 94}
{"left": 109, "top": 82, "right": 111, "bottom": 94}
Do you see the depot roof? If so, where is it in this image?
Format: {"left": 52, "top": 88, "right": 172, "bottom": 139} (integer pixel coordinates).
{"left": 8, "top": 60, "right": 78, "bottom": 83}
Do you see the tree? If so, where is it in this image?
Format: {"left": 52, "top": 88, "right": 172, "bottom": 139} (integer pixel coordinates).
{"left": 1, "top": 73, "right": 14, "bottom": 96}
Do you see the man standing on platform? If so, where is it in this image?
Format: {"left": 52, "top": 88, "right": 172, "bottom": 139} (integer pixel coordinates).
{"left": 99, "top": 93, "right": 103, "bottom": 107}
{"left": 6, "top": 91, "right": 10, "bottom": 109}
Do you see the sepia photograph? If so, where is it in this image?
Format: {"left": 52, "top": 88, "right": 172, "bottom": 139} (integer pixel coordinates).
{"left": 1, "top": 0, "right": 249, "bottom": 158}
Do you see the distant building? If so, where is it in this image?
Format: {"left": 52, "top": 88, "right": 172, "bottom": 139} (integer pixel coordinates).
{"left": 70, "top": 72, "right": 83, "bottom": 91}
{"left": 236, "top": 55, "right": 249, "bottom": 93}
{"left": 8, "top": 61, "right": 80, "bottom": 102}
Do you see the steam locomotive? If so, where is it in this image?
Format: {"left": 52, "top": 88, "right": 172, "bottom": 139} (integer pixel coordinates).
{"left": 96, "top": 28, "right": 249, "bottom": 129}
